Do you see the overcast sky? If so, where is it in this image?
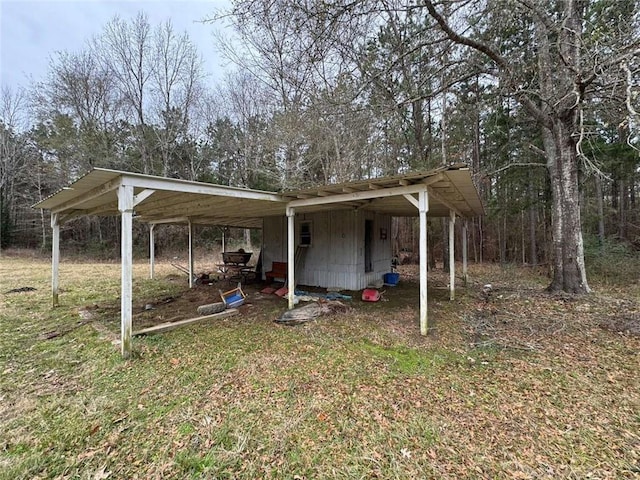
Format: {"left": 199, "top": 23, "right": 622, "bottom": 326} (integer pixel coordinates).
{"left": 0, "top": 0, "right": 231, "bottom": 91}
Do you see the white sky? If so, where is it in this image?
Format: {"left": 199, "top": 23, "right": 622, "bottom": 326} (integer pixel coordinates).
{"left": 0, "top": 0, "right": 232, "bottom": 92}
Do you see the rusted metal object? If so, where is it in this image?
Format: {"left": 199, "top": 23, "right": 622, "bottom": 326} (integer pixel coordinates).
{"left": 222, "top": 251, "right": 252, "bottom": 265}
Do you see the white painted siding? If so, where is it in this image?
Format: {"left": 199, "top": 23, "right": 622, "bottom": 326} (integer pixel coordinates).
{"left": 261, "top": 209, "right": 393, "bottom": 290}
{"left": 355, "top": 211, "right": 393, "bottom": 290}
{"left": 261, "top": 215, "right": 286, "bottom": 278}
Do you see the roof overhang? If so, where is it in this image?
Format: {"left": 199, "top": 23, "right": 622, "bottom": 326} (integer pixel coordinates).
{"left": 282, "top": 164, "right": 484, "bottom": 218}
{"left": 33, "top": 164, "right": 484, "bottom": 226}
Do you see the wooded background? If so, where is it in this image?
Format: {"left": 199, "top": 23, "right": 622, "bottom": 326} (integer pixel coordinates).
{"left": 1, "top": 1, "right": 638, "bottom": 283}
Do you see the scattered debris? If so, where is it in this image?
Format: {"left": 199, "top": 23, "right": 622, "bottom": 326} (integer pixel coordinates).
{"left": 138, "top": 296, "right": 175, "bottom": 313}
{"left": 79, "top": 308, "right": 95, "bottom": 320}
{"left": 600, "top": 315, "right": 640, "bottom": 337}
{"left": 195, "top": 272, "right": 216, "bottom": 285}
{"left": 133, "top": 309, "right": 239, "bottom": 336}
{"left": 171, "top": 263, "right": 213, "bottom": 284}
{"left": 39, "top": 319, "right": 93, "bottom": 340}
{"left": 275, "top": 300, "right": 349, "bottom": 325}
{"left": 170, "top": 262, "right": 196, "bottom": 282}
{"left": 4, "top": 286, "right": 37, "bottom": 294}
{"left": 293, "top": 289, "right": 352, "bottom": 302}
{"left": 477, "top": 284, "right": 494, "bottom": 304}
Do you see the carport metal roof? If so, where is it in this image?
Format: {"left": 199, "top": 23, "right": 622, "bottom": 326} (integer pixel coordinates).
{"left": 34, "top": 163, "right": 484, "bottom": 225}
{"left": 35, "top": 163, "right": 484, "bottom": 359}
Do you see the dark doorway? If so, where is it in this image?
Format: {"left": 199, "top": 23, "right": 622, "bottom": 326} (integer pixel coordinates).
{"left": 365, "top": 219, "right": 373, "bottom": 273}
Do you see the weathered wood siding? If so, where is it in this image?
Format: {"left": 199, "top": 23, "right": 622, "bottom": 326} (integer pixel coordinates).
{"left": 262, "top": 210, "right": 393, "bottom": 290}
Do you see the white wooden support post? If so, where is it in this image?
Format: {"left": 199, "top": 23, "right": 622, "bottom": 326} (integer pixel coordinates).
{"left": 118, "top": 184, "right": 134, "bottom": 359}
{"left": 149, "top": 224, "right": 156, "bottom": 280}
{"left": 188, "top": 219, "right": 194, "bottom": 288}
{"left": 51, "top": 213, "right": 60, "bottom": 307}
{"left": 418, "top": 190, "right": 429, "bottom": 335}
{"left": 462, "top": 219, "right": 468, "bottom": 287}
{"left": 286, "top": 206, "right": 295, "bottom": 310}
{"left": 449, "top": 210, "right": 456, "bottom": 301}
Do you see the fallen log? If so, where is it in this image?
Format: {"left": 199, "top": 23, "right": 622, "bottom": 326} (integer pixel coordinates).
{"left": 133, "top": 309, "right": 238, "bottom": 336}
{"left": 196, "top": 302, "right": 226, "bottom": 315}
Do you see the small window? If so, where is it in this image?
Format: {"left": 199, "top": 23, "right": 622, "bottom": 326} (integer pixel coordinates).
{"left": 300, "top": 221, "right": 312, "bottom": 246}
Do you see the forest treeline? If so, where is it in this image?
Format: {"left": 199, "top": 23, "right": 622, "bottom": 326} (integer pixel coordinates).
{"left": 1, "top": 1, "right": 639, "bottom": 289}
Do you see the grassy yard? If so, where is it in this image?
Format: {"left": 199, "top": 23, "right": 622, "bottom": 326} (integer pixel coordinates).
{"left": 1, "top": 252, "right": 639, "bottom": 479}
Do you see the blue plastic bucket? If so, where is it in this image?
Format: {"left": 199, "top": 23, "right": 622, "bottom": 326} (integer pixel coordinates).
{"left": 384, "top": 272, "right": 400, "bottom": 285}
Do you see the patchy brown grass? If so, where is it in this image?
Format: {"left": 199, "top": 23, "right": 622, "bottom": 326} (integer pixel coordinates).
{"left": 0, "top": 255, "right": 639, "bottom": 479}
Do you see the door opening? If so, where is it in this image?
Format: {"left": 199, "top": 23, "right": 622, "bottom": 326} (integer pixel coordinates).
{"left": 365, "top": 219, "right": 373, "bottom": 273}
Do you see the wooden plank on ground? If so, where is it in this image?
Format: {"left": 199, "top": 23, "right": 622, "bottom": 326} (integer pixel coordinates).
{"left": 133, "top": 309, "right": 239, "bottom": 336}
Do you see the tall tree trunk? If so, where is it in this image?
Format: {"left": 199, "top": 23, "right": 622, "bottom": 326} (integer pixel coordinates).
{"left": 499, "top": 215, "right": 506, "bottom": 264}
{"left": 528, "top": 180, "right": 537, "bottom": 266}
{"left": 546, "top": 119, "right": 590, "bottom": 293}
{"left": 618, "top": 179, "right": 626, "bottom": 240}
{"left": 479, "top": 216, "right": 484, "bottom": 264}
{"left": 521, "top": 210, "right": 525, "bottom": 265}
{"left": 244, "top": 228, "right": 252, "bottom": 250}
{"left": 595, "top": 174, "right": 605, "bottom": 245}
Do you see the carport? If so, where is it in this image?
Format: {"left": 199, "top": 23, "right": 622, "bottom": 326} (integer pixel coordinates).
{"left": 34, "top": 164, "right": 483, "bottom": 358}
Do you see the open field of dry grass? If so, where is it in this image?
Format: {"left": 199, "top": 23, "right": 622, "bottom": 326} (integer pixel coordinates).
{"left": 1, "top": 251, "right": 639, "bottom": 479}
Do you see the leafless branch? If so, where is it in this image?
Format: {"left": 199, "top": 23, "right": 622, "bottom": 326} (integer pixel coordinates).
{"left": 620, "top": 61, "right": 640, "bottom": 154}
{"left": 423, "top": 0, "right": 551, "bottom": 128}
{"left": 486, "top": 162, "right": 547, "bottom": 177}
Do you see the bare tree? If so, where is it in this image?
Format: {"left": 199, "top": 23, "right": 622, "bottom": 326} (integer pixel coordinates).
{"left": 34, "top": 49, "right": 122, "bottom": 172}
{"left": 209, "top": 0, "right": 365, "bottom": 186}
{"left": 420, "top": 0, "right": 640, "bottom": 293}
{"left": 151, "top": 20, "right": 204, "bottom": 177}
{"left": 97, "top": 12, "right": 155, "bottom": 173}
{"left": 0, "top": 87, "right": 36, "bottom": 250}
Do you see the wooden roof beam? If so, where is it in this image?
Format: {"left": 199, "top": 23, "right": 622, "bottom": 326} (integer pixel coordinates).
{"left": 288, "top": 183, "right": 428, "bottom": 209}
{"left": 51, "top": 178, "right": 121, "bottom": 214}
{"left": 120, "top": 173, "right": 284, "bottom": 202}
{"left": 421, "top": 173, "right": 446, "bottom": 187}
{"left": 427, "top": 187, "right": 463, "bottom": 217}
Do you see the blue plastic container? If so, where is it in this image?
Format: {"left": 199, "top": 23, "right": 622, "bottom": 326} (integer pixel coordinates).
{"left": 384, "top": 272, "right": 400, "bottom": 285}
{"left": 225, "top": 293, "right": 245, "bottom": 308}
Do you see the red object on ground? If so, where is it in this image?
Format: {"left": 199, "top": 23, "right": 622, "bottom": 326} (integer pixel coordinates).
{"left": 361, "top": 288, "right": 381, "bottom": 302}
{"left": 261, "top": 286, "right": 277, "bottom": 294}
{"left": 274, "top": 287, "right": 288, "bottom": 297}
